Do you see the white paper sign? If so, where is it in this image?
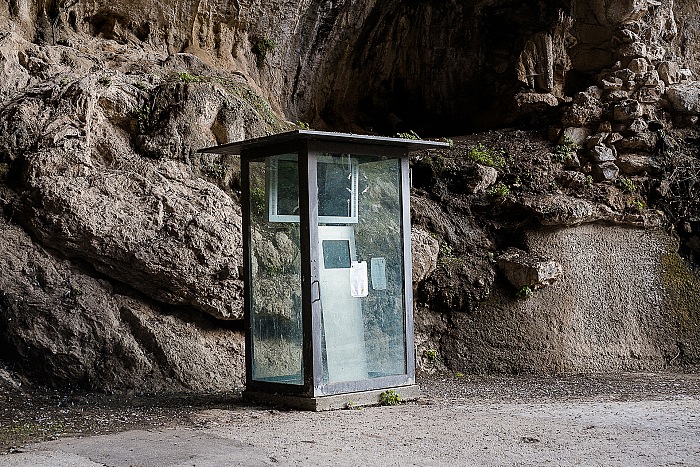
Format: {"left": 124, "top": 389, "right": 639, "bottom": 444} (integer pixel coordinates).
{"left": 350, "top": 261, "right": 369, "bottom": 297}
{"left": 371, "top": 257, "right": 387, "bottom": 290}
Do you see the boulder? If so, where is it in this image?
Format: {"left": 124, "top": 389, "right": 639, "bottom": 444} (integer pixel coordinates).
{"left": 590, "top": 144, "right": 617, "bottom": 162}
{"left": 615, "top": 131, "right": 657, "bottom": 152}
{"left": 601, "top": 77, "right": 624, "bottom": 90}
{"left": 614, "top": 28, "right": 639, "bottom": 44}
{"left": 411, "top": 227, "right": 440, "bottom": 284}
{"left": 646, "top": 44, "right": 667, "bottom": 62}
{"left": 613, "top": 99, "right": 643, "bottom": 121}
{"left": 514, "top": 91, "right": 559, "bottom": 114}
{"left": 643, "top": 70, "right": 662, "bottom": 87}
{"left": 518, "top": 194, "right": 601, "bottom": 226}
{"left": 627, "top": 58, "right": 649, "bottom": 75}
{"left": 605, "top": 89, "right": 631, "bottom": 102}
{"left": 627, "top": 118, "right": 649, "bottom": 134}
{"left": 593, "top": 162, "right": 620, "bottom": 181}
{"left": 658, "top": 61, "right": 683, "bottom": 85}
{"left": 562, "top": 89, "right": 604, "bottom": 127}
{"left": 618, "top": 42, "right": 647, "bottom": 59}
{"left": 617, "top": 153, "right": 662, "bottom": 174}
{"left": 667, "top": 82, "right": 700, "bottom": 114}
{"left": 586, "top": 132, "right": 609, "bottom": 149}
{"left": 470, "top": 163, "right": 499, "bottom": 194}
{"left": 497, "top": 247, "right": 563, "bottom": 289}
{"left": 560, "top": 127, "right": 591, "bottom": 146}
{"left": 614, "top": 69, "right": 637, "bottom": 82}
{"left": 637, "top": 85, "right": 664, "bottom": 104}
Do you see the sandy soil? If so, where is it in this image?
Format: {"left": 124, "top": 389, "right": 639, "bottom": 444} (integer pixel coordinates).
{"left": 2, "top": 372, "right": 699, "bottom": 466}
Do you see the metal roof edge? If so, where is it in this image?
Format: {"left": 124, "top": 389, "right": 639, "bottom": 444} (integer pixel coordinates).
{"left": 197, "top": 130, "right": 450, "bottom": 155}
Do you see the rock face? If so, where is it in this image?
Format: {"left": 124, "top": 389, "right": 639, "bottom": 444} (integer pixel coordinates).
{"left": 1, "top": 0, "right": 700, "bottom": 393}
{"left": 0, "top": 12, "right": 287, "bottom": 391}
{"left": 0, "top": 40, "right": 283, "bottom": 321}
{"left": 0, "top": 215, "right": 245, "bottom": 391}
{"left": 437, "top": 224, "right": 692, "bottom": 374}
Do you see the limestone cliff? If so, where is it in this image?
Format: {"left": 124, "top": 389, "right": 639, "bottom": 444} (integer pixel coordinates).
{"left": 1, "top": 0, "right": 699, "bottom": 392}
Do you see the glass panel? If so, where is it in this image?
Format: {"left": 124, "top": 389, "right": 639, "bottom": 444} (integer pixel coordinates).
{"left": 317, "top": 156, "right": 358, "bottom": 221}
{"left": 249, "top": 154, "right": 303, "bottom": 385}
{"left": 274, "top": 160, "right": 300, "bottom": 216}
{"left": 266, "top": 155, "right": 358, "bottom": 224}
{"left": 317, "top": 154, "right": 406, "bottom": 384}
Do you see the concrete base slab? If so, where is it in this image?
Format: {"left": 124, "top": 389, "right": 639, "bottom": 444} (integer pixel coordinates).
{"left": 243, "top": 384, "right": 420, "bottom": 411}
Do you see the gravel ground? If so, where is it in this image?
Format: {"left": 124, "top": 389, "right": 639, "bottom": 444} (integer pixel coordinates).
{"left": 1, "top": 370, "right": 699, "bottom": 465}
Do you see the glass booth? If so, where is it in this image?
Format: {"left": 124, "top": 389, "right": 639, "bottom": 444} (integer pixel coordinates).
{"left": 200, "top": 130, "right": 448, "bottom": 410}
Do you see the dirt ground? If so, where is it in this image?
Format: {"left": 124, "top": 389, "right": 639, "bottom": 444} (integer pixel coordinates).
{"left": 1, "top": 371, "right": 700, "bottom": 465}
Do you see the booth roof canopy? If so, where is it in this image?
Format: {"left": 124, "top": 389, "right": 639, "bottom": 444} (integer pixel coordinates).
{"left": 197, "top": 130, "right": 450, "bottom": 156}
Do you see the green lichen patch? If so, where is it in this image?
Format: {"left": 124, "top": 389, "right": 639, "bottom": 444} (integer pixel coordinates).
{"left": 661, "top": 252, "right": 700, "bottom": 334}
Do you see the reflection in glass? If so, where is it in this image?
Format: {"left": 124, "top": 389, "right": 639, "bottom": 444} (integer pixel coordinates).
{"left": 267, "top": 155, "right": 359, "bottom": 224}
{"left": 249, "top": 156, "right": 303, "bottom": 385}
{"left": 318, "top": 155, "right": 406, "bottom": 384}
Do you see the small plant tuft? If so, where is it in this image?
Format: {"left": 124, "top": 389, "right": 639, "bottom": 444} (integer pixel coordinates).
{"left": 178, "top": 72, "right": 204, "bottom": 83}
{"left": 439, "top": 243, "right": 453, "bottom": 259}
{"left": 617, "top": 177, "right": 637, "bottom": 193}
{"left": 134, "top": 104, "right": 152, "bottom": 133}
{"left": 630, "top": 199, "right": 645, "bottom": 212}
{"left": 468, "top": 144, "right": 506, "bottom": 169}
{"left": 553, "top": 135, "right": 579, "bottom": 163}
{"left": 205, "top": 162, "right": 226, "bottom": 180}
{"left": 250, "top": 187, "right": 266, "bottom": 219}
{"left": 252, "top": 37, "right": 276, "bottom": 67}
{"left": 297, "top": 121, "right": 310, "bottom": 130}
{"left": 379, "top": 390, "right": 402, "bottom": 406}
{"left": 423, "top": 349, "right": 438, "bottom": 361}
{"left": 396, "top": 130, "right": 421, "bottom": 140}
{"left": 489, "top": 181, "right": 510, "bottom": 198}
{"left": 516, "top": 286, "right": 533, "bottom": 299}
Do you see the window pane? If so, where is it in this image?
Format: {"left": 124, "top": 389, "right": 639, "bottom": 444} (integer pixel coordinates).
{"left": 249, "top": 155, "right": 303, "bottom": 385}
{"left": 317, "top": 154, "right": 406, "bottom": 384}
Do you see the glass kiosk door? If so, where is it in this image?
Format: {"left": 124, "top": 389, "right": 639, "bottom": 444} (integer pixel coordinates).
{"left": 318, "top": 225, "right": 368, "bottom": 383}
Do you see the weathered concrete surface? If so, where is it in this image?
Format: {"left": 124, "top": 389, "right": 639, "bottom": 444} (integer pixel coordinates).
{"left": 432, "top": 224, "right": 693, "bottom": 374}
{"left": 3, "top": 398, "right": 699, "bottom": 466}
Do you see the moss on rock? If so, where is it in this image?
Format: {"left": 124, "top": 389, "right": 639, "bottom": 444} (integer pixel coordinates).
{"left": 661, "top": 252, "right": 700, "bottom": 362}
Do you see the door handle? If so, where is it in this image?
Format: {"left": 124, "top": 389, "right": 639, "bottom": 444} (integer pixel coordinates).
{"left": 311, "top": 280, "right": 321, "bottom": 303}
